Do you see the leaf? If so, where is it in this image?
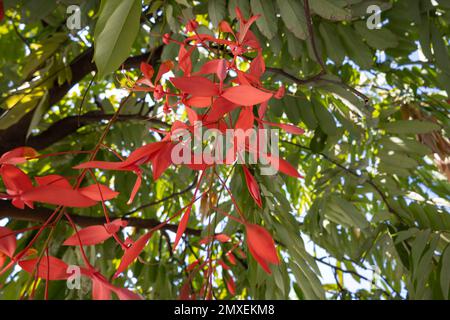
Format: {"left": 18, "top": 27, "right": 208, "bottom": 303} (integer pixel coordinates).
{"left": 311, "top": 95, "right": 337, "bottom": 136}
{"left": 0, "top": 95, "right": 41, "bottom": 130}
{"left": 310, "top": 0, "right": 351, "bottom": 21}
{"left": 114, "top": 232, "right": 154, "bottom": 278}
{"left": 93, "top": 0, "right": 142, "bottom": 78}
{"left": 250, "top": 0, "right": 277, "bottom": 39}
{"left": 319, "top": 22, "right": 346, "bottom": 65}
{"left": 441, "top": 245, "right": 450, "bottom": 299}
{"left": 208, "top": 0, "right": 226, "bottom": 27}
{"left": 222, "top": 85, "right": 273, "bottom": 106}
{"left": 277, "top": 0, "right": 307, "bottom": 40}
{"left": 337, "top": 24, "right": 373, "bottom": 69}
{"left": 354, "top": 21, "right": 398, "bottom": 50}
{"left": 170, "top": 76, "right": 218, "bottom": 97}
{"left": 381, "top": 120, "right": 441, "bottom": 134}
{"left": 26, "top": 91, "right": 49, "bottom": 139}
{"left": 431, "top": 23, "right": 450, "bottom": 75}
{"left": 19, "top": 256, "right": 70, "bottom": 280}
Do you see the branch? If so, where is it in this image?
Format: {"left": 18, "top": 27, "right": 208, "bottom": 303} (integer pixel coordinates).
{"left": 0, "top": 201, "right": 201, "bottom": 236}
{"left": 0, "top": 45, "right": 164, "bottom": 154}
{"left": 27, "top": 111, "right": 169, "bottom": 151}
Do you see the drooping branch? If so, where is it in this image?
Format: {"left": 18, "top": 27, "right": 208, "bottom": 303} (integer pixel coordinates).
{"left": 0, "top": 201, "right": 201, "bottom": 236}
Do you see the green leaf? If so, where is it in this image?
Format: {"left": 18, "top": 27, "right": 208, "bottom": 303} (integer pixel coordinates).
{"left": 277, "top": 0, "right": 307, "bottom": 40}
{"left": 250, "top": 0, "right": 277, "bottom": 39}
{"left": 26, "top": 91, "right": 49, "bottom": 139}
{"left": 208, "top": 0, "right": 226, "bottom": 27}
{"left": 283, "top": 95, "right": 301, "bottom": 124}
{"left": 319, "top": 22, "right": 346, "bottom": 65}
{"left": 310, "top": 0, "right": 351, "bottom": 21}
{"left": 441, "top": 245, "right": 450, "bottom": 299}
{"left": 381, "top": 120, "right": 441, "bottom": 134}
{"left": 431, "top": 22, "right": 450, "bottom": 75}
{"left": 0, "top": 96, "right": 40, "bottom": 130}
{"left": 94, "top": 0, "right": 142, "bottom": 78}
{"left": 311, "top": 95, "right": 337, "bottom": 136}
{"left": 354, "top": 21, "right": 399, "bottom": 50}
{"left": 337, "top": 24, "right": 374, "bottom": 69}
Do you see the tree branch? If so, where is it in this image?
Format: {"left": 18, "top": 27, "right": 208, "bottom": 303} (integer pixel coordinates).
{"left": 0, "top": 45, "right": 164, "bottom": 154}
{"left": 0, "top": 201, "right": 201, "bottom": 236}
{"left": 27, "top": 111, "right": 169, "bottom": 151}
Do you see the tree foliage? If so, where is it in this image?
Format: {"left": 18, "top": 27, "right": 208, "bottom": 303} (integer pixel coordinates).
{"left": 0, "top": 0, "right": 449, "bottom": 300}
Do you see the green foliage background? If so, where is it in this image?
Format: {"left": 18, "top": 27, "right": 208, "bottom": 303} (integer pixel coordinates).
{"left": 0, "top": 0, "right": 449, "bottom": 300}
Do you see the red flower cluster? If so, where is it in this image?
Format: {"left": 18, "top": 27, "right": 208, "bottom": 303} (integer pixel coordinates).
{"left": 0, "top": 7, "right": 304, "bottom": 299}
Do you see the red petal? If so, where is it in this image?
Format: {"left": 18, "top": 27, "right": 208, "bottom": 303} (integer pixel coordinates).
{"left": 178, "top": 45, "right": 193, "bottom": 75}
{"left": 74, "top": 161, "right": 126, "bottom": 171}
{"left": 19, "top": 256, "right": 69, "bottom": 280}
{"left": 264, "top": 154, "right": 303, "bottom": 178}
{"left": 242, "top": 166, "right": 262, "bottom": 208}
{"left": 225, "top": 276, "right": 236, "bottom": 295}
{"left": 249, "top": 52, "right": 265, "bottom": 79}
{"left": 170, "top": 76, "right": 218, "bottom": 97}
{"left": 79, "top": 184, "right": 119, "bottom": 201}
{"left": 0, "top": 147, "right": 37, "bottom": 165}
{"left": 92, "top": 276, "right": 112, "bottom": 300}
{"left": 226, "top": 252, "right": 237, "bottom": 265}
{"left": 140, "top": 62, "right": 154, "bottom": 80}
{"left": 235, "top": 107, "right": 254, "bottom": 131}
{"left": 63, "top": 225, "right": 112, "bottom": 246}
{"left": 174, "top": 207, "right": 191, "bottom": 249}
{"left": 114, "top": 232, "right": 154, "bottom": 278}
{"left": 185, "top": 96, "right": 212, "bottom": 108}
{"left": 21, "top": 185, "right": 98, "bottom": 208}
{"left": 125, "top": 141, "right": 167, "bottom": 166}
{"left": 35, "top": 175, "right": 72, "bottom": 188}
{"left": 0, "top": 226, "right": 16, "bottom": 257}
{"left": 219, "top": 20, "right": 234, "bottom": 33}
{"left": 222, "top": 85, "right": 272, "bottom": 106}
{"left": 151, "top": 143, "right": 174, "bottom": 180}
{"left": 205, "top": 96, "right": 239, "bottom": 122}
{"left": 0, "top": 164, "right": 33, "bottom": 193}
{"left": 245, "top": 223, "right": 279, "bottom": 273}
{"left": 262, "top": 121, "right": 305, "bottom": 135}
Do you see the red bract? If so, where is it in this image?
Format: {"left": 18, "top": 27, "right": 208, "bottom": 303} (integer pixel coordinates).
{"left": 114, "top": 231, "right": 154, "bottom": 278}
{"left": 63, "top": 219, "right": 127, "bottom": 246}
{"left": 88, "top": 271, "right": 141, "bottom": 300}
{"left": 0, "top": 164, "right": 34, "bottom": 209}
{"left": 171, "top": 76, "right": 219, "bottom": 97}
{"left": 245, "top": 223, "right": 279, "bottom": 274}
{"left": 221, "top": 85, "right": 272, "bottom": 106}
{"left": 242, "top": 165, "right": 262, "bottom": 208}
{"left": 199, "top": 233, "right": 231, "bottom": 245}
{"left": 74, "top": 141, "right": 169, "bottom": 203}
{"left": 225, "top": 275, "right": 236, "bottom": 295}
{"left": 0, "top": 147, "right": 37, "bottom": 165}
{"left": 0, "top": 226, "right": 16, "bottom": 259}
{"left": 19, "top": 256, "right": 70, "bottom": 280}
